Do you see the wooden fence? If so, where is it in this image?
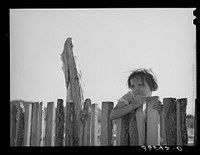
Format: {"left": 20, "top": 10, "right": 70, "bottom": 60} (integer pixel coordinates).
{"left": 10, "top": 97, "right": 196, "bottom": 146}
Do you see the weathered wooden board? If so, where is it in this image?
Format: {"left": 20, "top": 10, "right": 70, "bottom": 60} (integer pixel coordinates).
{"left": 91, "top": 104, "right": 98, "bottom": 146}
{"left": 65, "top": 84, "right": 74, "bottom": 146}
{"left": 194, "top": 99, "right": 197, "bottom": 146}
{"left": 115, "top": 115, "right": 129, "bottom": 146}
{"left": 55, "top": 99, "right": 64, "bottom": 146}
{"left": 23, "top": 102, "right": 32, "bottom": 146}
{"left": 16, "top": 102, "right": 25, "bottom": 146}
{"left": 38, "top": 102, "right": 43, "bottom": 146}
{"left": 128, "top": 111, "right": 138, "bottom": 146}
{"left": 135, "top": 104, "right": 145, "bottom": 145}
{"left": 10, "top": 102, "right": 17, "bottom": 146}
{"left": 51, "top": 105, "right": 56, "bottom": 146}
{"left": 101, "top": 102, "right": 114, "bottom": 146}
{"left": 41, "top": 107, "right": 47, "bottom": 146}
{"left": 146, "top": 96, "right": 159, "bottom": 145}
{"left": 61, "top": 38, "right": 84, "bottom": 146}
{"left": 82, "top": 99, "right": 91, "bottom": 146}
{"left": 162, "top": 98, "right": 177, "bottom": 145}
{"left": 30, "top": 102, "right": 40, "bottom": 146}
{"left": 10, "top": 101, "right": 25, "bottom": 146}
{"left": 44, "top": 102, "right": 54, "bottom": 146}
{"left": 177, "top": 98, "right": 188, "bottom": 145}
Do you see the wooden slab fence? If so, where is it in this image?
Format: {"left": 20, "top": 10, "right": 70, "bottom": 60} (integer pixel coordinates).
{"left": 162, "top": 98, "right": 188, "bottom": 145}
{"left": 114, "top": 96, "right": 189, "bottom": 146}
{"left": 10, "top": 96, "right": 190, "bottom": 146}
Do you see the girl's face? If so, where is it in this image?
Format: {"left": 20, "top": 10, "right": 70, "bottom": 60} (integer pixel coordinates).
{"left": 130, "top": 77, "right": 152, "bottom": 97}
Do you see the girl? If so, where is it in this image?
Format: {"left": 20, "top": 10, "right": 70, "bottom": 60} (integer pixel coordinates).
{"left": 110, "top": 68, "right": 162, "bottom": 120}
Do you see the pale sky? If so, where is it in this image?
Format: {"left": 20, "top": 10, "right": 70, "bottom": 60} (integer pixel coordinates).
{"left": 10, "top": 8, "right": 196, "bottom": 114}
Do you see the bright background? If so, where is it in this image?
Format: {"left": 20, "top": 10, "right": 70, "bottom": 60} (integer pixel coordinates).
{"left": 10, "top": 8, "right": 196, "bottom": 114}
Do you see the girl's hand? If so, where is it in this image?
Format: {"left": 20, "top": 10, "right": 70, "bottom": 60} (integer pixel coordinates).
{"left": 131, "top": 93, "right": 146, "bottom": 110}
{"left": 153, "top": 101, "right": 163, "bottom": 114}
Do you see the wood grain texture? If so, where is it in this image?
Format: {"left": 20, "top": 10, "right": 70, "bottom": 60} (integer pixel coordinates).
{"left": 31, "top": 102, "right": 41, "bottom": 146}
{"left": 101, "top": 102, "right": 114, "bottom": 146}
{"left": 82, "top": 99, "right": 91, "bottom": 146}
{"left": 10, "top": 101, "right": 25, "bottom": 146}
{"left": 115, "top": 111, "right": 138, "bottom": 146}
{"left": 16, "top": 102, "right": 25, "bottom": 146}
{"left": 128, "top": 111, "right": 138, "bottom": 145}
{"left": 194, "top": 99, "right": 197, "bottom": 146}
{"left": 146, "top": 96, "right": 159, "bottom": 145}
{"left": 55, "top": 99, "right": 64, "bottom": 146}
{"left": 135, "top": 105, "right": 145, "bottom": 145}
{"left": 115, "top": 117, "right": 129, "bottom": 146}
{"left": 162, "top": 98, "right": 177, "bottom": 145}
{"left": 44, "top": 102, "right": 54, "bottom": 146}
{"left": 61, "top": 38, "right": 83, "bottom": 146}
{"left": 91, "top": 104, "right": 98, "bottom": 146}
{"left": 177, "top": 98, "right": 188, "bottom": 145}
{"left": 10, "top": 102, "right": 17, "bottom": 146}
{"left": 65, "top": 100, "right": 74, "bottom": 146}
{"left": 23, "top": 102, "right": 32, "bottom": 146}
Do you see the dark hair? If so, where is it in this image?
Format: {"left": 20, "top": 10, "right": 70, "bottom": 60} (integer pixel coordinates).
{"left": 127, "top": 68, "right": 158, "bottom": 91}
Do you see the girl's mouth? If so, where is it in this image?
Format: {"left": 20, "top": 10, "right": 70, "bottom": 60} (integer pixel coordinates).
{"left": 134, "top": 91, "right": 143, "bottom": 96}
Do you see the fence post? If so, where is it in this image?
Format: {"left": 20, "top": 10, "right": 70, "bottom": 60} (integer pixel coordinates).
{"left": 101, "top": 102, "right": 113, "bottom": 146}
{"left": 115, "top": 115, "right": 130, "bottom": 146}
{"left": 23, "top": 102, "right": 32, "bottom": 146}
{"left": 10, "top": 102, "right": 17, "bottom": 146}
{"left": 65, "top": 99, "right": 74, "bottom": 146}
{"left": 41, "top": 107, "right": 47, "bottom": 146}
{"left": 194, "top": 99, "right": 197, "bottom": 145}
{"left": 10, "top": 101, "right": 25, "bottom": 146}
{"left": 91, "top": 103, "right": 98, "bottom": 146}
{"left": 146, "top": 96, "right": 160, "bottom": 145}
{"left": 176, "top": 98, "right": 188, "bottom": 145}
{"left": 55, "top": 99, "right": 65, "bottom": 146}
{"left": 61, "top": 38, "right": 84, "bottom": 146}
{"left": 45, "top": 102, "right": 54, "bottom": 146}
{"left": 82, "top": 99, "right": 91, "bottom": 146}
{"left": 38, "top": 102, "right": 43, "bottom": 146}
{"left": 51, "top": 105, "right": 56, "bottom": 146}
{"left": 16, "top": 102, "right": 25, "bottom": 146}
{"left": 126, "top": 112, "right": 138, "bottom": 146}
{"left": 135, "top": 104, "right": 145, "bottom": 145}
{"left": 30, "top": 102, "right": 42, "bottom": 146}
{"left": 162, "top": 98, "right": 177, "bottom": 145}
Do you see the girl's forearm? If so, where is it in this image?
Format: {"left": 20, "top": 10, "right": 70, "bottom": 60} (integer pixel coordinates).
{"left": 110, "top": 104, "right": 135, "bottom": 120}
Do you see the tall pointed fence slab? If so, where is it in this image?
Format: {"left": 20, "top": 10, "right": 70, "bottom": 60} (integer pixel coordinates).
{"left": 61, "top": 38, "right": 84, "bottom": 146}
